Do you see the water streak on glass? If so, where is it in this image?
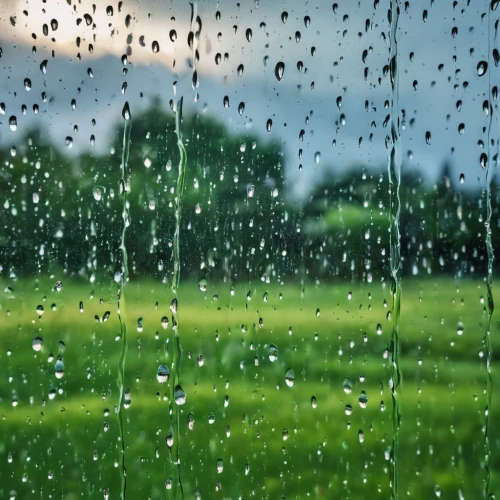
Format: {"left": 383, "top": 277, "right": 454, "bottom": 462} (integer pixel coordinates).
{"left": 116, "top": 118, "right": 132, "bottom": 499}
{"left": 388, "top": 1, "right": 402, "bottom": 497}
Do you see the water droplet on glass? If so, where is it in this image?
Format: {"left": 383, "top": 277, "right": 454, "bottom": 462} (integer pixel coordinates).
{"left": 311, "top": 396, "right": 317, "bottom": 408}
{"left": 266, "top": 119, "right": 272, "bottom": 132}
{"left": 50, "top": 19, "right": 58, "bottom": 31}
{"left": 285, "top": 368, "right": 295, "bottom": 387}
{"left": 24, "top": 78, "right": 32, "bottom": 91}
{"left": 246, "top": 28, "right": 252, "bottom": 42}
{"left": 304, "top": 15, "right": 311, "bottom": 27}
{"left": 32, "top": 337, "right": 43, "bottom": 351}
{"left": 275, "top": 61, "right": 285, "bottom": 81}
{"left": 216, "top": 458, "right": 223, "bottom": 473}
{"left": 238, "top": 102, "right": 245, "bottom": 115}
{"left": 169, "top": 29, "right": 177, "bottom": 42}
{"left": 55, "top": 357, "right": 64, "bottom": 379}
{"left": 157, "top": 364, "right": 170, "bottom": 383}
{"left": 343, "top": 377, "right": 352, "bottom": 394}
{"left": 152, "top": 40, "right": 159, "bottom": 53}
{"left": 269, "top": 344, "right": 278, "bottom": 362}
{"left": 359, "top": 391, "right": 368, "bottom": 408}
{"left": 122, "top": 102, "right": 131, "bottom": 120}
{"left": 124, "top": 389, "right": 131, "bottom": 408}
{"left": 174, "top": 385, "right": 186, "bottom": 405}
{"left": 477, "top": 61, "right": 488, "bottom": 76}
{"left": 9, "top": 116, "right": 17, "bottom": 131}
{"left": 457, "top": 321, "right": 464, "bottom": 336}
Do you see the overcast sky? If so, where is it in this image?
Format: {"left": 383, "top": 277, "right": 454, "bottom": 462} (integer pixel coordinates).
{"left": 0, "top": 0, "right": 497, "bottom": 198}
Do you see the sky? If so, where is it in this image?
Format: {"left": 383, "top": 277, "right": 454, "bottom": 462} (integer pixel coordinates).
{"left": 0, "top": 0, "right": 497, "bottom": 198}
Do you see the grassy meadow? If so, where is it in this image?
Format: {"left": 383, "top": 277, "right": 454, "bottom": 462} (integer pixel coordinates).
{"left": 0, "top": 276, "right": 498, "bottom": 499}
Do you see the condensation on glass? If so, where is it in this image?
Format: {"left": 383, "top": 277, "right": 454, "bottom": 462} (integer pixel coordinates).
{"left": 0, "top": 1, "right": 498, "bottom": 499}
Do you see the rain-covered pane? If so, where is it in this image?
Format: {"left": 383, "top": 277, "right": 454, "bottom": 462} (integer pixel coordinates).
{"left": 0, "top": 1, "right": 499, "bottom": 499}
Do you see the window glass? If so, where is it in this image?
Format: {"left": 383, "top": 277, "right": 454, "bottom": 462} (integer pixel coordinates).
{"left": 0, "top": 1, "right": 498, "bottom": 498}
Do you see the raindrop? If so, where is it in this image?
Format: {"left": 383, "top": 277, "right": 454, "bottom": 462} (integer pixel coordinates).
{"left": 93, "top": 187, "right": 102, "bottom": 201}
{"left": 238, "top": 102, "right": 245, "bottom": 115}
{"left": 266, "top": 118, "right": 272, "bottom": 132}
{"left": 269, "top": 344, "right": 278, "bottom": 362}
{"left": 359, "top": 391, "right": 368, "bottom": 408}
{"left": 152, "top": 40, "right": 159, "bottom": 53}
{"left": 285, "top": 368, "right": 295, "bottom": 387}
{"left": 55, "top": 357, "right": 64, "bottom": 379}
{"left": 84, "top": 13, "right": 93, "bottom": 26}
{"left": 36, "top": 304, "right": 44, "bottom": 316}
{"left": 9, "top": 116, "right": 17, "bottom": 131}
{"left": 281, "top": 11, "right": 288, "bottom": 23}
{"left": 275, "top": 61, "right": 285, "bottom": 81}
{"left": 477, "top": 61, "right": 488, "bottom": 76}
{"left": 216, "top": 458, "right": 223, "bottom": 473}
{"left": 40, "top": 60, "right": 48, "bottom": 74}
{"left": 122, "top": 102, "right": 131, "bottom": 120}
{"left": 174, "top": 385, "right": 186, "bottom": 405}
{"left": 106, "top": 6, "right": 113, "bottom": 16}
{"left": 343, "top": 378, "right": 352, "bottom": 394}
{"left": 311, "top": 396, "right": 317, "bottom": 408}
{"left": 124, "top": 389, "right": 131, "bottom": 408}
{"left": 24, "top": 78, "right": 32, "bottom": 91}
{"left": 157, "top": 364, "right": 170, "bottom": 383}
{"left": 246, "top": 28, "right": 252, "bottom": 41}
{"left": 304, "top": 15, "right": 311, "bottom": 27}
{"left": 32, "top": 337, "right": 43, "bottom": 352}
{"left": 457, "top": 321, "right": 464, "bottom": 336}
{"left": 169, "top": 29, "right": 177, "bottom": 42}
{"left": 50, "top": 19, "right": 58, "bottom": 31}
{"left": 480, "top": 152, "right": 488, "bottom": 169}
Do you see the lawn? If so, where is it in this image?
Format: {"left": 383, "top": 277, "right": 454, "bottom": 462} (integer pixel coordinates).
{"left": 0, "top": 276, "right": 498, "bottom": 499}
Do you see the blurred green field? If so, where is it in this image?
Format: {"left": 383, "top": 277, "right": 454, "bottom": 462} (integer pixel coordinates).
{"left": 0, "top": 277, "right": 498, "bottom": 499}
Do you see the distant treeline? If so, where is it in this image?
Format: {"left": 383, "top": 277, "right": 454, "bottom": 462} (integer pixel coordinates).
{"left": 0, "top": 103, "right": 498, "bottom": 283}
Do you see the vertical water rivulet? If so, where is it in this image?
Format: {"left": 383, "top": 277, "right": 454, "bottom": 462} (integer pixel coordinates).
{"left": 116, "top": 112, "right": 132, "bottom": 499}
{"left": 168, "top": 96, "right": 187, "bottom": 499}
{"left": 387, "top": 2, "right": 402, "bottom": 498}
{"left": 483, "top": 5, "right": 496, "bottom": 497}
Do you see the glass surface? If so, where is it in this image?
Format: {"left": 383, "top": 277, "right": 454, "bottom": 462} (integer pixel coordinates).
{"left": 0, "top": 0, "right": 499, "bottom": 498}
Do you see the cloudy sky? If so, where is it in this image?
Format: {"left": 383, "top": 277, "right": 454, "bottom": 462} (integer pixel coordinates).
{"left": 0, "top": 0, "right": 497, "bottom": 198}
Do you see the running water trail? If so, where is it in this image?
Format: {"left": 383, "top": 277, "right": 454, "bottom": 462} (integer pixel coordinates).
{"left": 387, "top": 2, "right": 402, "bottom": 498}
{"left": 169, "top": 96, "right": 187, "bottom": 499}
{"left": 116, "top": 115, "right": 131, "bottom": 499}
{"left": 483, "top": 6, "right": 495, "bottom": 497}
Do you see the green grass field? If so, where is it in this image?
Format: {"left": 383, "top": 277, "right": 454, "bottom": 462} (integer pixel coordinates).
{"left": 0, "top": 276, "right": 498, "bottom": 499}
